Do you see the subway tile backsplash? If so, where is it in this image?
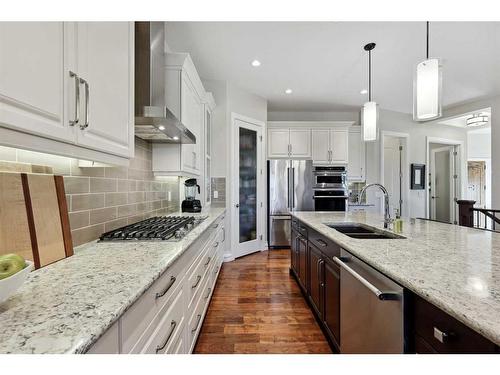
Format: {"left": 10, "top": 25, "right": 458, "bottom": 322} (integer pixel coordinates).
{"left": 0, "top": 137, "right": 180, "bottom": 247}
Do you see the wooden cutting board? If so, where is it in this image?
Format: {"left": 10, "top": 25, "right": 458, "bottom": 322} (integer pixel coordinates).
{"left": 0, "top": 172, "right": 73, "bottom": 269}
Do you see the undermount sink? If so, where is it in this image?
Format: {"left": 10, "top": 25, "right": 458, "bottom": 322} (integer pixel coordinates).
{"left": 324, "top": 222, "right": 405, "bottom": 239}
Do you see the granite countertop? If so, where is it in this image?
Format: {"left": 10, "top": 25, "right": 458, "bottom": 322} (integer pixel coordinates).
{"left": 0, "top": 207, "right": 226, "bottom": 354}
{"left": 291, "top": 211, "right": 500, "bottom": 346}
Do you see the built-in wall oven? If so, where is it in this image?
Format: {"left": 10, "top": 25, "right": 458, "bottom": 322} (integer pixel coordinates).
{"left": 313, "top": 189, "right": 348, "bottom": 211}
{"left": 313, "top": 166, "right": 348, "bottom": 211}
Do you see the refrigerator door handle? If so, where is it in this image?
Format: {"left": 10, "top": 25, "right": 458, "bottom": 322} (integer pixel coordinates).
{"left": 291, "top": 167, "right": 295, "bottom": 208}
{"left": 286, "top": 167, "right": 291, "bottom": 209}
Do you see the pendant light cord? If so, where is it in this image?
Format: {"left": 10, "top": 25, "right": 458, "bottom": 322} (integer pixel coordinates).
{"left": 426, "top": 21, "right": 430, "bottom": 59}
{"left": 368, "top": 49, "right": 372, "bottom": 102}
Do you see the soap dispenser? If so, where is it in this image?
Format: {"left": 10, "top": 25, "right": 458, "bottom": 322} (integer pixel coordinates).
{"left": 394, "top": 209, "right": 403, "bottom": 233}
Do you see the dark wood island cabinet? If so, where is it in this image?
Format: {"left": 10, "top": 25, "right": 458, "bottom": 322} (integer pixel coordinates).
{"left": 289, "top": 217, "right": 499, "bottom": 354}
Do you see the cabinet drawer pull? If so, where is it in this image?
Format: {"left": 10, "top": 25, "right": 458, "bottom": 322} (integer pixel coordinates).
{"left": 155, "top": 276, "right": 176, "bottom": 299}
{"left": 191, "top": 275, "right": 202, "bottom": 289}
{"left": 213, "top": 223, "right": 219, "bottom": 229}
{"left": 213, "top": 241, "right": 219, "bottom": 248}
{"left": 191, "top": 314, "right": 202, "bottom": 333}
{"left": 204, "top": 257, "right": 212, "bottom": 267}
{"left": 155, "top": 320, "right": 177, "bottom": 353}
{"left": 433, "top": 327, "right": 449, "bottom": 343}
{"left": 204, "top": 287, "right": 211, "bottom": 300}
{"left": 316, "top": 239, "right": 328, "bottom": 247}
{"left": 69, "top": 71, "right": 80, "bottom": 126}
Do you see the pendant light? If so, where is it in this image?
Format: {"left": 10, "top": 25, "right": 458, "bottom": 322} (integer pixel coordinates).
{"left": 413, "top": 22, "right": 443, "bottom": 121}
{"left": 362, "top": 43, "right": 378, "bottom": 142}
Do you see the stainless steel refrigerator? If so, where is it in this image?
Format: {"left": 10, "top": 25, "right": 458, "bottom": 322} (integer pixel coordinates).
{"left": 268, "top": 160, "right": 314, "bottom": 248}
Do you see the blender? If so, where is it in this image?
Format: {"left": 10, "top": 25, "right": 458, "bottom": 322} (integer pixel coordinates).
{"left": 181, "top": 178, "right": 202, "bottom": 213}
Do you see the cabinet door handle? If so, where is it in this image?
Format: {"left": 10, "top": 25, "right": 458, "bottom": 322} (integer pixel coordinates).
{"left": 213, "top": 241, "right": 219, "bottom": 248}
{"left": 155, "top": 320, "right": 177, "bottom": 353}
{"left": 191, "top": 275, "right": 202, "bottom": 289}
{"left": 69, "top": 71, "right": 79, "bottom": 126}
{"left": 191, "top": 314, "right": 202, "bottom": 333}
{"left": 222, "top": 227, "right": 225, "bottom": 242}
{"left": 213, "top": 223, "right": 219, "bottom": 229}
{"left": 79, "top": 77, "right": 90, "bottom": 130}
{"left": 155, "top": 276, "right": 176, "bottom": 299}
{"left": 316, "top": 239, "right": 328, "bottom": 247}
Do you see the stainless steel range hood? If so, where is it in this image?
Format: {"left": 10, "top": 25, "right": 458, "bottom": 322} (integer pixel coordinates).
{"left": 134, "top": 22, "right": 195, "bottom": 144}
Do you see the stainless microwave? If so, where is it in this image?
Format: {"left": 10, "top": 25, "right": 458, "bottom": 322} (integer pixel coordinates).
{"left": 313, "top": 166, "right": 346, "bottom": 188}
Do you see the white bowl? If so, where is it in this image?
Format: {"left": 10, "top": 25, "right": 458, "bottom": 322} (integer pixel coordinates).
{"left": 0, "top": 260, "right": 34, "bottom": 304}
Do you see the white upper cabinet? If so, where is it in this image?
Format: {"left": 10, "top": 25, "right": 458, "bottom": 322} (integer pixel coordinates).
{"left": 347, "top": 126, "right": 366, "bottom": 181}
{"left": 153, "top": 53, "right": 210, "bottom": 178}
{"left": 268, "top": 128, "right": 290, "bottom": 158}
{"left": 74, "top": 22, "right": 134, "bottom": 158}
{"left": 289, "top": 129, "right": 312, "bottom": 158}
{"left": 180, "top": 71, "right": 202, "bottom": 174}
{"left": 0, "top": 22, "right": 73, "bottom": 143}
{"left": 311, "top": 126, "right": 349, "bottom": 165}
{"left": 267, "top": 125, "right": 311, "bottom": 159}
{"left": 0, "top": 22, "right": 134, "bottom": 164}
{"left": 311, "top": 129, "right": 330, "bottom": 164}
{"left": 330, "top": 129, "right": 348, "bottom": 163}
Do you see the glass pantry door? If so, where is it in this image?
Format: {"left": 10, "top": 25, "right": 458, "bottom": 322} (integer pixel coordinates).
{"left": 232, "top": 118, "right": 264, "bottom": 258}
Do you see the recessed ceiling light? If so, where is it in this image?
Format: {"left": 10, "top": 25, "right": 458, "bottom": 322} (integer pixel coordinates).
{"left": 285, "top": 89, "right": 293, "bottom": 94}
{"left": 173, "top": 136, "right": 179, "bottom": 140}
{"left": 360, "top": 89, "right": 368, "bottom": 95}
{"left": 251, "top": 59, "right": 261, "bottom": 67}
{"left": 158, "top": 125, "right": 165, "bottom": 131}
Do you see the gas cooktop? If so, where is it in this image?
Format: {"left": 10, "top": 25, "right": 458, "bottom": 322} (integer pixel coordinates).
{"left": 99, "top": 215, "right": 207, "bottom": 242}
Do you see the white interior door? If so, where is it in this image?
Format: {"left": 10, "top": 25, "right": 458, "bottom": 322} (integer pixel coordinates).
{"left": 232, "top": 117, "right": 264, "bottom": 258}
{"left": 430, "top": 146, "right": 453, "bottom": 222}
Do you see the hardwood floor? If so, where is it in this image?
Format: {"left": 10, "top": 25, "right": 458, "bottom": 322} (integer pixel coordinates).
{"left": 194, "top": 249, "right": 332, "bottom": 354}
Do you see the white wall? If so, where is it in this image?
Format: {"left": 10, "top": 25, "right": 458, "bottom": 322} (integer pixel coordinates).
{"left": 439, "top": 95, "right": 500, "bottom": 207}
{"left": 467, "top": 131, "right": 491, "bottom": 159}
{"left": 366, "top": 109, "right": 468, "bottom": 219}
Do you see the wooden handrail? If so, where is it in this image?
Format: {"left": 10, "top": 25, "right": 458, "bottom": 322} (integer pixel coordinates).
{"left": 457, "top": 200, "right": 500, "bottom": 231}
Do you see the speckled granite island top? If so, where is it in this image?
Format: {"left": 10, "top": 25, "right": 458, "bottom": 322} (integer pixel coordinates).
{"left": 0, "top": 207, "right": 226, "bottom": 354}
{"left": 291, "top": 211, "right": 500, "bottom": 346}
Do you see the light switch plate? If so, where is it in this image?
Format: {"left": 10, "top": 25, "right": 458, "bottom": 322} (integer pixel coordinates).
{"left": 213, "top": 190, "right": 218, "bottom": 199}
{"left": 168, "top": 191, "right": 172, "bottom": 201}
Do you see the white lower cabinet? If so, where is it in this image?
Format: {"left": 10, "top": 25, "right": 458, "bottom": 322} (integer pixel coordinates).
{"left": 86, "top": 213, "right": 226, "bottom": 354}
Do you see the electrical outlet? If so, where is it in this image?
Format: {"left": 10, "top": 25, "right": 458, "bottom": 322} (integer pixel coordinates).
{"left": 168, "top": 191, "right": 172, "bottom": 201}
{"left": 213, "top": 190, "right": 218, "bottom": 199}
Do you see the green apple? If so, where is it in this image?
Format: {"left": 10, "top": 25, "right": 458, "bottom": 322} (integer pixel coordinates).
{"left": 0, "top": 253, "right": 26, "bottom": 269}
{"left": 0, "top": 258, "right": 24, "bottom": 280}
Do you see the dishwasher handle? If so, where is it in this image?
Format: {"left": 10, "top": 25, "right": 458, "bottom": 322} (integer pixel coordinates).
{"left": 333, "top": 256, "right": 400, "bottom": 301}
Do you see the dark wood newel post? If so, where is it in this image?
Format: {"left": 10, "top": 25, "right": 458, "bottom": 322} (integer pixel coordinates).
{"left": 457, "top": 200, "right": 476, "bottom": 227}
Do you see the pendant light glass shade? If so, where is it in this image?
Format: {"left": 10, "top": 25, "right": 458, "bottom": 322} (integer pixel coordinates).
{"left": 362, "top": 101, "right": 378, "bottom": 142}
{"left": 413, "top": 58, "right": 442, "bottom": 121}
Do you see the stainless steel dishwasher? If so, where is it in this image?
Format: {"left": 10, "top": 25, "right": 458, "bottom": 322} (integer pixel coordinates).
{"left": 333, "top": 249, "right": 404, "bottom": 353}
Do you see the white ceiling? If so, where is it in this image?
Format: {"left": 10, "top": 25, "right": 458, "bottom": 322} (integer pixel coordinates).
{"left": 164, "top": 22, "right": 500, "bottom": 113}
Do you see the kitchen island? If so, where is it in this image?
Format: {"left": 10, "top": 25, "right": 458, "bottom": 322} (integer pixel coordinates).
{"left": 290, "top": 211, "right": 500, "bottom": 353}
{"left": 0, "top": 207, "right": 226, "bottom": 354}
